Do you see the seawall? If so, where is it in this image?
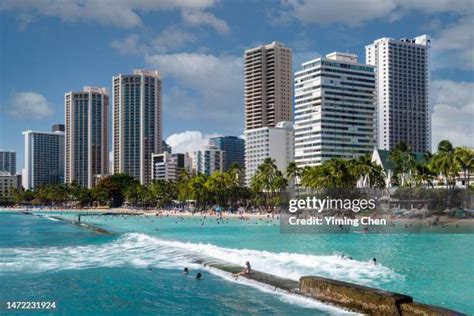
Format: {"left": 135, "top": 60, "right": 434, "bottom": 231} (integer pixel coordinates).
{"left": 299, "top": 276, "right": 464, "bottom": 315}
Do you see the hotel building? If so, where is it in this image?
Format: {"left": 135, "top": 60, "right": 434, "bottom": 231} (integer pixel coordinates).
{"left": 193, "top": 145, "right": 224, "bottom": 176}
{"left": 0, "top": 171, "right": 17, "bottom": 199}
{"left": 151, "top": 152, "right": 192, "bottom": 181}
{"left": 244, "top": 41, "right": 293, "bottom": 130}
{"left": 209, "top": 136, "right": 245, "bottom": 171}
{"left": 65, "top": 87, "right": 109, "bottom": 188}
{"left": 23, "top": 125, "right": 65, "bottom": 190}
{"left": 294, "top": 52, "right": 376, "bottom": 167}
{"left": 0, "top": 150, "right": 16, "bottom": 175}
{"left": 365, "top": 35, "right": 431, "bottom": 152}
{"left": 113, "top": 69, "right": 162, "bottom": 184}
{"left": 244, "top": 121, "right": 294, "bottom": 185}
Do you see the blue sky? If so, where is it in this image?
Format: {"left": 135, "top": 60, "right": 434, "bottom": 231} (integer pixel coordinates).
{"left": 1, "top": 0, "right": 473, "bottom": 171}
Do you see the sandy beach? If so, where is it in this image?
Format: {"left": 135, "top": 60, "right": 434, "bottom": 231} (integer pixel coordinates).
{"left": 0, "top": 206, "right": 277, "bottom": 219}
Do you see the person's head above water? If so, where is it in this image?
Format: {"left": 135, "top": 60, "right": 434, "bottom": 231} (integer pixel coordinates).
{"left": 183, "top": 267, "right": 189, "bottom": 274}
{"left": 196, "top": 272, "right": 202, "bottom": 279}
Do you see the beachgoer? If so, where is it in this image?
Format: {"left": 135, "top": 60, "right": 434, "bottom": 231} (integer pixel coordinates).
{"left": 373, "top": 258, "right": 377, "bottom": 265}
{"left": 183, "top": 267, "right": 189, "bottom": 275}
{"left": 234, "top": 261, "right": 252, "bottom": 278}
{"left": 196, "top": 272, "right": 202, "bottom": 280}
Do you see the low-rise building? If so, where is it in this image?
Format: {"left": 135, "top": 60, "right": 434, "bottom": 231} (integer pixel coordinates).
{"left": 0, "top": 171, "right": 18, "bottom": 199}
{"left": 151, "top": 152, "right": 192, "bottom": 181}
{"left": 193, "top": 145, "right": 224, "bottom": 176}
{"left": 244, "top": 121, "right": 294, "bottom": 185}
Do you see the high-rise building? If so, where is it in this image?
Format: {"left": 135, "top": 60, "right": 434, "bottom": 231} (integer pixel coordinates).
{"left": 244, "top": 121, "right": 294, "bottom": 185}
{"left": 113, "top": 69, "right": 163, "bottom": 184}
{"left": 23, "top": 125, "right": 65, "bottom": 190}
{"left": 294, "top": 52, "right": 376, "bottom": 167}
{"left": 244, "top": 41, "right": 293, "bottom": 131}
{"left": 52, "top": 124, "right": 65, "bottom": 132}
{"left": 366, "top": 35, "right": 431, "bottom": 152}
{"left": 0, "top": 150, "right": 16, "bottom": 175}
{"left": 193, "top": 145, "right": 224, "bottom": 176}
{"left": 162, "top": 140, "right": 172, "bottom": 154}
{"left": 151, "top": 152, "right": 192, "bottom": 181}
{"left": 209, "top": 136, "right": 245, "bottom": 171}
{"left": 65, "top": 87, "right": 109, "bottom": 188}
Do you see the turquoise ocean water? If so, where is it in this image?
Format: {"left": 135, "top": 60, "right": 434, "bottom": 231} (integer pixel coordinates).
{"left": 1, "top": 211, "right": 473, "bottom": 315}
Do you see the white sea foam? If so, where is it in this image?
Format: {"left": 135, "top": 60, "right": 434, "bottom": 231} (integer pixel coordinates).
{"left": 1, "top": 233, "right": 402, "bottom": 287}
{"left": 46, "top": 216, "right": 61, "bottom": 221}
{"left": 1, "top": 233, "right": 402, "bottom": 313}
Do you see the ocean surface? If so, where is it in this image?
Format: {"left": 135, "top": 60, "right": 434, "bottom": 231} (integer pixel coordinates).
{"left": 1, "top": 211, "right": 473, "bottom": 315}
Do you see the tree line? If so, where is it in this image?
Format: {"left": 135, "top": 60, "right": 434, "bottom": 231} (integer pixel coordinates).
{"left": 4, "top": 140, "right": 473, "bottom": 210}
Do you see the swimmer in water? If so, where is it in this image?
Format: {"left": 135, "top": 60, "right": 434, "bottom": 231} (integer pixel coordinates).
{"left": 373, "top": 258, "right": 377, "bottom": 265}
{"left": 196, "top": 272, "right": 202, "bottom": 280}
{"left": 183, "top": 267, "right": 189, "bottom": 275}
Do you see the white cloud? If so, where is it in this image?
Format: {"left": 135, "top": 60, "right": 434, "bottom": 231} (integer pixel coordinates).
{"left": 152, "top": 25, "right": 198, "bottom": 53}
{"left": 0, "top": 0, "right": 220, "bottom": 29}
{"left": 8, "top": 92, "right": 53, "bottom": 118}
{"left": 277, "top": 0, "right": 472, "bottom": 26}
{"left": 110, "top": 34, "right": 146, "bottom": 55}
{"left": 432, "top": 16, "right": 474, "bottom": 70}
{"left": 281, "top": 0, "right": 397, "bottom": 27}
{"left": 431, "top": 80, "right": 474, "bottom": 149}
{"left": 181, "top": 9, "right": 230, "bottom": 34}
{"left": 110, "top": 26, "right": 198, "bottom": 55}
{"left": 146, "top": 52, "right": 243, "bottom": 129}
{"left": 166, "top": 131, "right": 222, "bottom": 154}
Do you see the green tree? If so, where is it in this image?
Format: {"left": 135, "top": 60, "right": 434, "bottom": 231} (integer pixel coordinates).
{"left": 454, "top": 146, "right": 474, "bottom": 189}
{"left": 250, "top": 158, "right": 287, "bottom": 210}
{"left": 353, "top": 155, "right": 386, "bottom": 188}
{"left": 412, "top": 163, "right": 436, "bottom": 188}
{"left": 389, "top": 142, "right": 416, "bottom": 186}
{"left": 188, "top": 173, "right": 209, "bottom": 210}
{"left": 94, "top": 174, "right": 139, "bottom": 207}
{"left": 433, "top": 140, "right": 459, "bottom": 190}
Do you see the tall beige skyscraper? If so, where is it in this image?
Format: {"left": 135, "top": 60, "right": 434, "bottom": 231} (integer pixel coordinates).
{"left": 244, "top": 41, "right": 293, "bottom": 130}
{"left": 65, "top": 87, "right": 109, "bottom": 188}
{"left": 113, "top": 69, "right": 162, "bottom": 185}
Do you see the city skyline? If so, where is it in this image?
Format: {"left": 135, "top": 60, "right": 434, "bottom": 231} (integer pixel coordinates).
{"left": 1, "top": 1, "right": 473, "bottom": 171}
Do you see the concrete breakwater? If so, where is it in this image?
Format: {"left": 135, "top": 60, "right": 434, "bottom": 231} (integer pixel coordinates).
{"left": 203, "top": 261, "right": 464, "bottom": 315}
{"left": 299, "top": 276, "right": 464, "bottom": 315}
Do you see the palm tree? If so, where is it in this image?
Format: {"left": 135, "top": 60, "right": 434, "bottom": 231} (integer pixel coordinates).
{"left": 250, "top": 158, "right": 287, "bottom": 210}
{"left": 300, "top": 165, "right": 325, "bottom": 190}
{"left": 433, "top": 140, "right": 459, "bottom": 190}
{"left": 323, "top": 158, "right": 357, "bottom": 188}
{"left": 412, "top": 163, "right": 435, "bottom": 188}
{"left": 454, "top": 146, "right": 474, "bottom": 189}
{"left": 353, "top": 154, "right": 386, "bottom": 188}
{"left": 389, "top": 142, "right": 415, "bottom": 186}
{"left": 188, "top": 173, "right": 209, "bottom": 210}
{"left": 286, "top": 162, "right": 301, "bottom": 196}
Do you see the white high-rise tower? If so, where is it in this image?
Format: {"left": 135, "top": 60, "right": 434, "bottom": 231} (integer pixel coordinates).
{"left": 294, "top": 52, "right": 376, "bottom": 167}
{"left": 366, "top": 35, "right": 431, "bottom": 152}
